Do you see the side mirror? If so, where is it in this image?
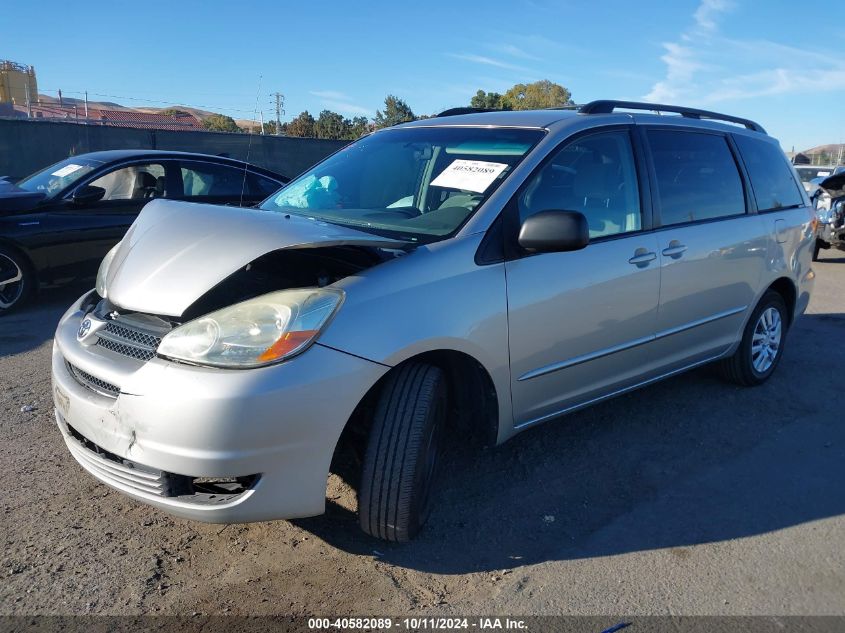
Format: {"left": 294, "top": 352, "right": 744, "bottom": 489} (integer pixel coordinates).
{"left": 518, "top": 210, "right": 589, "bottom": 253}
{"left": 72, "top": 185, "right": 106, "bottom": 205}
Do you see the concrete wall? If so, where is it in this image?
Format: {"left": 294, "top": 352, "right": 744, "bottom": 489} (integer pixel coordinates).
{"left": 0, "top": 118, "right": 348, "bottom": 181}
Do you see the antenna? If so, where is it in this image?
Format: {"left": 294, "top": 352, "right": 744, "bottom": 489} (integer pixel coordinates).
{"left": 240, "top": 75, "right": 263, "bottom": 208}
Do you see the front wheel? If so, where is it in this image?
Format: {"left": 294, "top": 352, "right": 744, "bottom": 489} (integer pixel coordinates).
{"left": 718, "top": 291, "right": 787, "bottom": 387}
{"left": 358, "top": 362, "right": 447, "bottom": 542}
{"left": 0, "top": 247, "right": 33, "bottom": 315}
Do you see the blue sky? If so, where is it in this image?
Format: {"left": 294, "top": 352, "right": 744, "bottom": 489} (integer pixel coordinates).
{"left": 3, "top": 0, "right": 843, "bottom": 151}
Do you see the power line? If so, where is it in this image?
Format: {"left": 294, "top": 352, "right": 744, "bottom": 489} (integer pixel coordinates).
{"left": 38, "top": 88, "right": 259, "bottom": 115}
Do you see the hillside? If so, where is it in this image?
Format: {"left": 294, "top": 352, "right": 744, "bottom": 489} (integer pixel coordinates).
{"left": 36, "top": 94, "right": 259, "bottom": 129}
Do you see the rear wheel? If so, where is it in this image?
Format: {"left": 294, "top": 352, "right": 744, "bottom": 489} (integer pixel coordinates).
{"left": 358, "top": 362, "right": 447, "bottom": 542}
{"left": 718, "top": 291, "right": 787, "bottom": 386}
{"left": 0, "top": 247, "right": 32, "bottom": 315}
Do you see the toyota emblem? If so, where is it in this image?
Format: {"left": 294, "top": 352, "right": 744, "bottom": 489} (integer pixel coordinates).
{"left": 77, "top": 319, "right": 92, "bottom": 340}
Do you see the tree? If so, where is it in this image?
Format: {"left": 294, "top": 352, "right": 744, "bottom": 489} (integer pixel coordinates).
{"left": 160, "top": 108, "right": 191, "bottom": 117}
{"left": 202, "top": 113, "right": 241, "bottom": 133}
{"left": 374, "top": 95, "right": 415, "bottom": 129}
{"left": 314, "top": 110, "right": 349, "bottom": 140}
{"left": 286, "top": 111, "right": 316, "bottom": 138}
{"left": 470, "top": 90, "right": 510, "bottom": 110}
{"left": 347, "top": 116, "right": 371, "bottom": 139}
{"left": 503, "top": 80, "right": 572, "bottom": 110}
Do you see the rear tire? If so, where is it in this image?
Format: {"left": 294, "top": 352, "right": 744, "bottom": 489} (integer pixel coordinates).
{"left": 0, "top": 246, "right": 33, "bottom": 316}
{"left": 717, "top": 290, "right": 787, "bottom": 387}
{"left": 358, "top": 362, "right": 447, "bottom": 542}
{"left": 812, "top": 240, "right": 821, "bottom": 262}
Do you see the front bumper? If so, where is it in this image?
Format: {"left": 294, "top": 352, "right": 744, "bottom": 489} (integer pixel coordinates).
{"left": 52, "top": 292, "right": 388, "bottom": 523}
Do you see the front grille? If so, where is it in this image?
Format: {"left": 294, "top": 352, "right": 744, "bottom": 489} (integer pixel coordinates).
{"left": 64, "top": 424, "right": 176, "bottom": 497}
{"left": 67, "top": 362, "right": 120, "bottom": 397}
{"left": 97, "top": 337, "right": 157, "bottom": 361}
{"left": 95, "top": 318, "right": 165, "bottom": 362}
{"left": 61, "top": 421, "right": 260, "bottom": 504}
{"left": 103, "top": 322, "right": 162, "bottom": 348}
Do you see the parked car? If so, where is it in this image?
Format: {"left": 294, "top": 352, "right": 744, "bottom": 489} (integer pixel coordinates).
{"left": 794, "top": 164, "right": 836, "bottom": 196}
{"left": 0, "top": 150, "right": 288, "bottom": 313}
{"left": 52, "top": 101, "right": 814, "bottom": 541}
{"left": 810, "top": 171, "right": 845, "bottom": 260}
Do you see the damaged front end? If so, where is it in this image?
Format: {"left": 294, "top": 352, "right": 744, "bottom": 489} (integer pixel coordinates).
{"left": 51, "top": 199, "right": 404, "bottom": 521}
{"left": 813, "top": 173, "right": 845, "bottom": 253}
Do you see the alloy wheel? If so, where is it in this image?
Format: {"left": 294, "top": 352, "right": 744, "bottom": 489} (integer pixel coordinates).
{"left": 751, "top": 306, "right": 782, "bottom": 374}
{"left": 0, "top": 253, "right": 24, "bottom": 310}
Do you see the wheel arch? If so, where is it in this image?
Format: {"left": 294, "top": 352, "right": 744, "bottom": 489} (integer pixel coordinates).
{"left": 330, "top": 348, "right": 501, "bottom": 486}
{"left": 766, "top": 276, "right": 797, "bottom": 326}
{"left": 0, "top": 238, "right": 38, "bottom": 289}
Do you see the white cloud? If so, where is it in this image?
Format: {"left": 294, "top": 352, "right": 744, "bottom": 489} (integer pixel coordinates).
{"left": 447, "top": 53, "right": 535, "bottom": 74}
{"left": 497, "top": 44, "right": 542, "bottom": 61}
{"left": 644, "top": 0, "right": 845, "bottom": 105}
{"left": 309, "top": 90, "right": 372, "bottom": 116}
{"left": 692, "top": 0, "right": 732, "bottom": 31}
{"left": 309, "top": 90, "right": 351, "bottom": 101}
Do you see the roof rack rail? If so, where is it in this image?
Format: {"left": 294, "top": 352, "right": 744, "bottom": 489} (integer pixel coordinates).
{"left": 435, "top": 107, "right": 501, "bottom": 118}
{"left": 578, "top": 100, "right": 766, "bottom": 134}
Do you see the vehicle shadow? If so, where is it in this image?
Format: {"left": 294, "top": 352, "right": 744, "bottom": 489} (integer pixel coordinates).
{"left": 0, "top": 284, "right": 89, "bottom": 357}
{"left": 296, "top": 312, "right": 845, "bottom": 573}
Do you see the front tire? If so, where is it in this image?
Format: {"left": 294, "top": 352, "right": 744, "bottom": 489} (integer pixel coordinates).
{"left": 358, "top": 362, "right": 447, "bottom": 542}
{"left": 0, "top": 247, "right": 32, "bottom": 315}
{"left": 718, "top": 291, "right": 787, "bottom": 386}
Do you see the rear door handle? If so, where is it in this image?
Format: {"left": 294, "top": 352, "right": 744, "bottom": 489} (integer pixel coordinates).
{"left": 628, "top": 248, "right": 657, "bottom": 267}
{"left": 662, "top": 241, "right": 688, "bottom": 259}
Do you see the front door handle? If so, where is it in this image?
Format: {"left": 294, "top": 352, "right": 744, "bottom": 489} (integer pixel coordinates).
{"left": 662, "top": 240, "right": 688, "bottom": 259}
{"left": 628, "top": 248, "right": 657, "bottom": 267}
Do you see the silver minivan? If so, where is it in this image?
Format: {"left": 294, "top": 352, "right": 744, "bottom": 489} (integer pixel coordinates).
{"left": 52, "top": 101, "right": 815, "bottom": 541}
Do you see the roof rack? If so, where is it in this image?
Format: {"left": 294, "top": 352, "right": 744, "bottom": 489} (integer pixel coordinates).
{"left": 578, "top": 100, "right": 766, "bottom": 134}
{"left": 435, "top": 107, "right": 500, "bottom": 117}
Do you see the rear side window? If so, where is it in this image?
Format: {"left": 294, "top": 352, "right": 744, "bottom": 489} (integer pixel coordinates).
{"left": 734, "top": 135, "right": 804, "bottom": 211}
{"left": 247, "top": 172, "right": 283, "bottom": 197}
{"left": 648, "top": 130, "right": 746, "bottom": 226}
{"left": 179, "top": 161, "right": 247, "bottom": 197}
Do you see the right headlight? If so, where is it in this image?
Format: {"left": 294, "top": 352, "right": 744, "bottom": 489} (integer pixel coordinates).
{"left": 157, "top": 288, "right": 344, "bottom": 368}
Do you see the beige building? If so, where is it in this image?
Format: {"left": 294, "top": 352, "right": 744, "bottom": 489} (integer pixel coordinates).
{"left": 0, "top": 60, "right": 38, "bottom": 105}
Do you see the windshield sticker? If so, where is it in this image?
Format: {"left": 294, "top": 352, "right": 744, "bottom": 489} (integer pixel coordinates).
{"left": 51, "top": 164, "right": 84, "bottom": 178}
{"left": 430, "top": 159, "right": 508, "bottom": 193}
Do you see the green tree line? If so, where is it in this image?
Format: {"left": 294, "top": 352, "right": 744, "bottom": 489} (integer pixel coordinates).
{"left": 199, "top": 80, "right": 572, "bottom": 140}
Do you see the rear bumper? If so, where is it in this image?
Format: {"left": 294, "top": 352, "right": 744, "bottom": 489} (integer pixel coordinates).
{"left": 52, "top": 292, "right": 388, "bottom": 523}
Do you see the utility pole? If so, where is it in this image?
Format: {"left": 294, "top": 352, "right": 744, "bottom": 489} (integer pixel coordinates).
{"left": 24, "top": 81, "right": 32, "bottom": 118}
{"left": 84, "top": 90, "right": 89, "bottom": 121}
{"left": 273, "top": 92, "right": 285, "bottom": 136}
{"left": 259, "top": 110, "right": 265, "bottom": 135}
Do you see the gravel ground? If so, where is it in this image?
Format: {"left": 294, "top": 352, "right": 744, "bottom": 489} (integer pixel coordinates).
{"left": 1, "top": 253, "right": 844, "bottom": 616}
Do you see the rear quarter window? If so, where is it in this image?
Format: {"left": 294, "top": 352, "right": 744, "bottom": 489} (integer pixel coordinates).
{"left": 648, "top": 130, "right": 746, "bottom": 226}
{"left": 734, "top": 135, "right": 804, "bottom": 211}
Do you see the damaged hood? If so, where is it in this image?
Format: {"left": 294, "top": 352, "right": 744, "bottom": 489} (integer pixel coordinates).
{"left": 105, "top": 199, "right": 410, "bottom": 316}
{"left": 819, "top": 172, "right": 845, "bottom": 195}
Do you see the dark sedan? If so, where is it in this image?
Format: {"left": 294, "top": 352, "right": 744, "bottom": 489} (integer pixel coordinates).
{"left": 0, "top": 150, "right": 289, "bottom": 313}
